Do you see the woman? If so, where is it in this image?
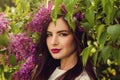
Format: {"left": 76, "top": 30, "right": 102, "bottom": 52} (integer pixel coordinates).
{"left": 31, "top": 4, "right": 97, "bottom": 80}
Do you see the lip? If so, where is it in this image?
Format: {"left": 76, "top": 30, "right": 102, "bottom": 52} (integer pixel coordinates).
{"left": 51, "top": 49, "right": 61, "bottom": 53}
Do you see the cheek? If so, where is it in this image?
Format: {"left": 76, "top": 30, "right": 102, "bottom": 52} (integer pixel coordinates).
{"left": 46, "top": 38, "right": 50, "bottom": 48}
{"left": 63, "top": 37, "right": 76, "bottom": 48}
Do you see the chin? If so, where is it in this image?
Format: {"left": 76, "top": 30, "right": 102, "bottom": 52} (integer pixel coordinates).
{"left": 52, "top": 56, "right": 61, "bottom": 59}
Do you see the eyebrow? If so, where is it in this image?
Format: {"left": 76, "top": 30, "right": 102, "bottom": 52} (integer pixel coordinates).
{"left": 47, "top": 30, "right": 71, "bottom": 33}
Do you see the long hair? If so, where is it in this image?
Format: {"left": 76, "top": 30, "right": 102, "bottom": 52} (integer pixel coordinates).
{"left": 32, "top": 16, "right": 97, "bottom": 80}
{"left": 32, "top": 19, "right": 60, "bottom": 80}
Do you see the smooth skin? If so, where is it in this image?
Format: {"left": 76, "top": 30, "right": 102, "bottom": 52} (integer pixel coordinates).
{"left": 46, "top": 17, "right": 78, "bottom": 71}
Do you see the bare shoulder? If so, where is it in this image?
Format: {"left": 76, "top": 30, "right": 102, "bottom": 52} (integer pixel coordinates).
{"left": 75, "top": 70, "right": 91, "bottom": 80}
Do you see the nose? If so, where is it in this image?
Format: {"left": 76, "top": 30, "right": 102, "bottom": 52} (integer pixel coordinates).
{"left": 51, "top": 35, "right": 58, "bottom": 45}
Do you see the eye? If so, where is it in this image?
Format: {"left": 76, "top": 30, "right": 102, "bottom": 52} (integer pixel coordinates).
{"left": 59, "top": 33, "right": 68, "bottom": 37}
{"left": 46, "top": 33, "right": 52, "bottom": 37}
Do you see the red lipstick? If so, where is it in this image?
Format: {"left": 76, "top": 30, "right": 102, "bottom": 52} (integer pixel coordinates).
{"left": 51, "top": 49, "right": 61, "bottom": 53}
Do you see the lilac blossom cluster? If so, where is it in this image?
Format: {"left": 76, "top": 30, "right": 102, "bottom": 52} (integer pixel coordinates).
{"left": 73, "top": 11, "right": 85, "bottom": 32}
{"left": 10, "top": 3, "right": 53, "bottom": 79}
{"left": 25, "top": 5, "right": 52, "bottom": 32}
{"left": 0, "top": 13, "right": 9, "bottom": 34}
{"left": 8, "top": 33, "right": 36, "bottom": 61}
{"left": 8, "top": 32, "right": 40, "bottom": 80}
{"left": 11, "top": 54, "right": 40, "bottom": 80}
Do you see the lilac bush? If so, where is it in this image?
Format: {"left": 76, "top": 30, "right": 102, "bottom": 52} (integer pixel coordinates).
{"left": 7, "top": 32, "right": 39, "bottom": 79}
{"left": 10, "top": 4, "right": 53, "bottom": 79}
{"left": 10, "top": 3, "right": 85, "bottom": 79}
{"left": 11, "top": 54, "right": 40, "bottom": 80}
{"left": 0, "top": 0, "right": 120, "bottom": 80}
{"left": 7, "top": 4, "right": 53, "bottom": 80}
{"left": 0, "top": 13, "right": 9, "bottom": 34}
{"left": 0, "top": 1, "right": 50, "bottom": 80}
{"left": 25, "top": 5, "right": 52, "bottom": 32}
{"left": 8, "top": 33, "right": 36, "bottom": 61}
{"left": 0, "top": 2, "right": 86, "bottom": 80}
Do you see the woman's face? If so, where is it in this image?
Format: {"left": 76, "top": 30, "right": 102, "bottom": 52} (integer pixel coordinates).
{"left": 46, "top": 17, "right": 77, "bottom": 59}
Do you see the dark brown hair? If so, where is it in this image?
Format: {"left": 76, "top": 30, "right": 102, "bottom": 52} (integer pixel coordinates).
{"left": 32, "top": 16, "right": 97, "bottom": 80}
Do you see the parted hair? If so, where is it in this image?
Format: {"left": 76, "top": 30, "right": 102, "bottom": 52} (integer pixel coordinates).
{"left": 31, "top": 16, "right": 97, "bottom": 80}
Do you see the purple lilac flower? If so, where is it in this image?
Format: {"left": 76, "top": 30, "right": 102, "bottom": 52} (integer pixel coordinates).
{"left": 61, "top": 5, "right": 85, "bottom": 32}
{"left": 25, "top": 4, "right": 52, "bottom": 32}
{"left": 8, "top": 33, "right": 40, "bottom": 80}
{"left": 74, "top": 11, "right": 85, "bottom": 32}
{"left": 61, "top": 4, "right": 67, "bottom": 14}
{"left": 74, "top": 11, "right": 85, "bottom": 21}
{"left": 0, "top": 13, "right": 9, "bottom": 34}
{"left": 11, "top": 54, "right": 40, "bottom": 80}
{"left": 11, "top": 3, "right": 53, "bottom": 79}
{"left": 8, "top": 33, "right": 36, "bottom": 61}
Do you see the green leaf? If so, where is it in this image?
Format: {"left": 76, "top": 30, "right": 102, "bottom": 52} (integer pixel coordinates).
{"left": 112, "top": 48, "right": 119, "bottom": 62}
{"left": 116, "top": 9, "right": 120, "bottom": 18}
{"left": 15, "top": 21, "right": 24, "bottom": 28}
{"left": 8, "top": 54, "right": 17, "bottom": 66}
{"left": 0, "top": 33, "right": 9, "bottom": 46}
{"left": 85, "top": 7, "right": 95, "bottom": 26}
{"left": 103, "top": 0, "right": 115, "bottom": 24}
{"left": 63, "top": 0, "right": 69, "bottom": 4}
{"left": 0, "top": 65, "right": 4, "bottom": 74}
{"left": 65, "top": 13, "right": 76, "bottom": 31}
{"left": 89, "top": 0, "right": 95, "bottom": 6}
{"left": 51, "top": 0, "right": 62, "bottom": 25}
{"left": 65, "top": 0, "right": 78, "bottom": 12}
{"left": 81, "top": 46, "right": 93, "bottom": 66}
{"left": 101, "top": 0, "right": 106, "bottom": 12}
{"left": 118, "top": 49, "right": 120, "bottom": 66}
{"left": 51, "top": 8, "right": 57, "bottom": 24}
{"left": 32, "top": 32, "right": 40, "bottom": 42}
{"left": 107, "top": 24, "right": 120, "bottom": 37}
{"left": 97, "top": 24, "right": 105, "bottom": 43}
{"left": 15, "top": 0, "right": 30, "bottom": 15}
{"left": 11, "top": 21, "right": 24, "bottom": 34}
{"left": 101, "top": 45, "right": 112, "bottom": 63}
{"left": 54, "top": 0, "right": 62, "bottom": 6}
{"left": 0, "top": 49, "right": 7, "bottom": 55}
{"left": 81, "top": 22, "right": 91, "bottom": 33}
{"left": 4, "top": 72, "right": 11, "bottom": 80}
{"left": 84, "top": 0, "right": 91, "bottom": 7}
{"left": 93, "top": 51, "right": 99, "bottom": 66}
{"left": 99, "top": 31, "right": 108, "bottom": 49}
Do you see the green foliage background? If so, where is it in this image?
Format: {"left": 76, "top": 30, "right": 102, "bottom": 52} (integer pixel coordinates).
{"left": 0, "top": 0, "right": 120, "bottom": 80}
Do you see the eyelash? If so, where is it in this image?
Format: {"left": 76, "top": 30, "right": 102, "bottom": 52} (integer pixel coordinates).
{"left": 46, "top": 34, "right": 52, "bottom": 37}
{"left": 46, "top": 33, "right": 68, "bottom": 37}
{"left": 59, "top": 33, "right": 68, "bottom": 36}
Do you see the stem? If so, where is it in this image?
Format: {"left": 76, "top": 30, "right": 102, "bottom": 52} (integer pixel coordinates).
{"left": 2, "top": 71, "right": 5, "bottom": 80}
{"left": 115, "top": 18, "right": 119, "bottom": 24}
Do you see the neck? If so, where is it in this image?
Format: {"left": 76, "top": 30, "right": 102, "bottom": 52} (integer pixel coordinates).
{"left": 60, "top": 53, "right": 78, "bottom": 71}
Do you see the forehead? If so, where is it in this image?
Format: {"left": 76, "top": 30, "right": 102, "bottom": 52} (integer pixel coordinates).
{"left": 47, "top": 17, "right": 70, "bottom": 31}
